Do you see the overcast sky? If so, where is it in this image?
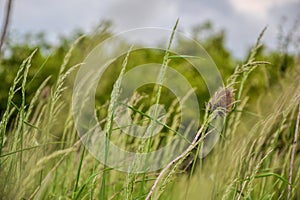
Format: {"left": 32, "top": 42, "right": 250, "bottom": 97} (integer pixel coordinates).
{"left": 1, "top": 0, "right": 299, "bottom": 58}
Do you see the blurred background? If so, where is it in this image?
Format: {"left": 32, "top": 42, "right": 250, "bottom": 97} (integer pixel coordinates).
{"left": 1, "top": 0, "right": 299, "bottom": 58}
{"left": 0, "top": 0, "right": 299, "bottom": 119}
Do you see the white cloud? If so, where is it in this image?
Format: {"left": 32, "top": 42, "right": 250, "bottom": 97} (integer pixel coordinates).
{"left": 104, "top": 0, "right": 179, "bottom": 30}
{"left": 10, "top": 0, "right": 107, "bottom": 34}
{"left": 229, "top": 0, "right": 299, "bottom": 20}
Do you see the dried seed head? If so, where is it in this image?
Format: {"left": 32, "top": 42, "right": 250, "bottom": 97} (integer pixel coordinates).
{"left": 40, "top": 86, "right": 50, "bottom": 100}
{"left": 208, "top": 87, "right": 235, "bottom": 115}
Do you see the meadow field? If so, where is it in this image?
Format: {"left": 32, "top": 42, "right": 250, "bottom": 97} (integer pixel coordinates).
{"left": 0, "top": 20, "right": 300, "bottom": 199}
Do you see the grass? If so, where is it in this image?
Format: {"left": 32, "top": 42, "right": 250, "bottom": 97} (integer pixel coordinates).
{"left": 0, "top": 24, "right": 300, "bottom": 200}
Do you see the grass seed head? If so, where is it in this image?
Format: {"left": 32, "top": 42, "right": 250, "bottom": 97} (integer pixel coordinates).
{"left": 208, "top": 87, "right": 235, "bottom": 116}
{"left": 40, "top": 86, "right": 50, "bottom": 100}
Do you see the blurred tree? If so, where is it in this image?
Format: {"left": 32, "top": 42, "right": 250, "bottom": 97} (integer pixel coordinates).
{"left": 0, "top": 21, "right": 113, "bottom": 118}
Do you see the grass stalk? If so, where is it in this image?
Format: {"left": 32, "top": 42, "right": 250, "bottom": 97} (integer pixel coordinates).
{"left": 287, "top": 103, "right": 300, "bottom": 199}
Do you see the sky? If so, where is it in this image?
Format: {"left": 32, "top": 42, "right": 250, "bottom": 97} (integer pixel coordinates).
{"left": 0, "top": 0, "right": 299, "bottom": 58}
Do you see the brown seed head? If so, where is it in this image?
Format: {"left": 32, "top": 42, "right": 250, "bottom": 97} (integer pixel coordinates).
{"left": 208, "top": 87, "right": 235, "bottom": 115}
{"left": 40, "top": 86, "right": 50, "bottom": 100}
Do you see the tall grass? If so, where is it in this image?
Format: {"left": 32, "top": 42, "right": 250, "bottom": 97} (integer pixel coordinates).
{"left": 0, "top": 27, "right": 299, "bottom": 200}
